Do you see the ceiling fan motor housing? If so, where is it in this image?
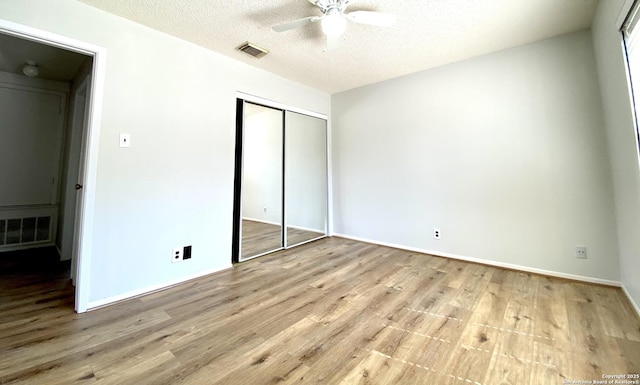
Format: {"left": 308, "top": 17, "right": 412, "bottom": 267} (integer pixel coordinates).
{"left": 315, "top": 0, "right": 350, "bottom": 15}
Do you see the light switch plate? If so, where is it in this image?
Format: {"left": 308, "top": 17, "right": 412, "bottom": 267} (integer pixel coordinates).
{"left": 119, "top": 133, "right": 131, "bottom": 148}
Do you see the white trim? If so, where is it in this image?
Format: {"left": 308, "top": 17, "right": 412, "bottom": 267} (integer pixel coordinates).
{"left": 77, "top": 47, "right": 106, "bottom": 313}
{"left": 617, "top": 0, "right": 637, "bottom": 29}
{"left": 333, "top": 233, "right": 622, "bottom": 287}
{"left": 0, "top": 80, "right": 68, "bottom": 96}
{"left": 621, "top": 284, "right": 640, "bottom": 317}
{"left": 236, "top": 91, "right": 328, "bottom": 120}
{"left": 286, "top": 223, "right": 326, "bottom": 233}
{"left": 86, "top": 264, "right": 233, "bottom": 310}
{"left": 0, "top": 71, "right": 70, "bottom": 93}
{"left": 326, "top": 119, "right": 333, "bottom": 236}
{"left": 242, "top": 215, "right": 326, "bottom": 233}
{"left": 241, "top": 217, "right": 281, "bottom": 226}
{"left": 0, "top": 19, "right": 107, "bottom": 313}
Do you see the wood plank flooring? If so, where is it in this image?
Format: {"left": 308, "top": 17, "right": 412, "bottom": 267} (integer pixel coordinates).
{"left": 1, "top": 237, "right": 639, "bottom": 384}
{"left": 241, "top": 219, "right": 282, "bottom": 258}
{"left": 241, "top": 219, "right": 325, "bottom": 259}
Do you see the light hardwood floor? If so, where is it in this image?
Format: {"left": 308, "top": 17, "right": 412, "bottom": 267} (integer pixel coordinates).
{"left": 241, "top": 219, "right": 283, "bottom": 258}
{"left": 1, "top": 237, "right": 639, "bottom": 384}
{"left": 241, "top": 219, "right": 325, "bottom": 258}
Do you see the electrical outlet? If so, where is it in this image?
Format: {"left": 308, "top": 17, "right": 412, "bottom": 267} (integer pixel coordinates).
{"left": 433, "top": 228, "right": 441, "bottom": 240}
{"left": 183, "top": 245, "right": 192, "bottom": 260}
{"left": 172, "top": 247, "right": 183, "bottom": 263}
{"left": 263, "top": 207, "right": 267, "bottom": 213}
{"left": 576, "top": 246, "right": 587, "bottom": 259}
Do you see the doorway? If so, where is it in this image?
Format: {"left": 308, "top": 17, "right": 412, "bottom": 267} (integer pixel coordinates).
{"left": 0, "top": 20, "right": 106, "bottom": 312}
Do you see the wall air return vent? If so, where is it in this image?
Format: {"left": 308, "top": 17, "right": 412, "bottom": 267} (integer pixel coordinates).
{"left": 236, "top": 42, "right": 269, "bottom": 59}
{"left": 0, "top": 206, "right": 57, "bottom": 251}
{"left": 0, "top": 216, "right": 52, "bottom": 247}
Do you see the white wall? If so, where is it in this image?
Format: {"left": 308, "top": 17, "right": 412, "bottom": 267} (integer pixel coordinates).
{"left": 0, "top": 72, "right": 67, "bottom": 206}
{"left": 242, "top": 104, "right": 283, "bottom": 224}
{"left": 0, "top": 0, "right": 329, "bottom": 306}
{"left": 592, "top": 0, "right": 640, "bottom": 311}
{"left": 332, "top": 30, "right": 620, "bottom": 283}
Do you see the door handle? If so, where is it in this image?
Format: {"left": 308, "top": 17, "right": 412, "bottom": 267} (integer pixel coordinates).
{"left": 75, "top": 184, "right": 83, "bottom": 190}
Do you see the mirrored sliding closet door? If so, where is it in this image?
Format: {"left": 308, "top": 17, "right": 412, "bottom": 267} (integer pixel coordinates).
{"left": 233, "top": 99, "right": 328, "bottom": 262}
{"left": 284, "top": 111, "right": 327, "bottom": 248}
{"left": 237, "top": 102, "right": 283, "bottom": 260}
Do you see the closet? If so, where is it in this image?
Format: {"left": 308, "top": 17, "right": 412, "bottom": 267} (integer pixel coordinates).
{"left": 0, "top": 72, "right": 67, "bottom": 251}
{"left": 232, "top": 98, "right": 328, "bottom": 262}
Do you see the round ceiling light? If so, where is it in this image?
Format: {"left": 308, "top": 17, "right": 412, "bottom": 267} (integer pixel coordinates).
{"left": 321, "top": 12, "right": 347, "bottom": 37}
{"left": 22, "top": 60, "right": 39, "bottom": 77}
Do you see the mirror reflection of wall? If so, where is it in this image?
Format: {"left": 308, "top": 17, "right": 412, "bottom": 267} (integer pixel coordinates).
{"left": 285, "top": 111, "right": 327, "bottom": 247}
{"left": 240, "top": 103, "right": 283, "bottom": 259}
{"left": 234, "top": 99, "right": 328, "bottom": 262}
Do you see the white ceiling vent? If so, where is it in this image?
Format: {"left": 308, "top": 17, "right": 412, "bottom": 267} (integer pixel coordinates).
{"left": 236, "top": 42, "right": 269, "bottom": 59}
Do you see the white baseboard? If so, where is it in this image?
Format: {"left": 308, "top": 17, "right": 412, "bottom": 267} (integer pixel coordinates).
{"left": 621, "top": 284, "right": 640, "bottom": 317}
{"left": 86, "top": 264, "right": 233, "bottom": 310}
{"left": 332, "top": 233, "right": 621, "bottom": 287}
{"left": 243, "top": 217, "right": 325, "bottom": 234}
{"left": 242, "top": 217, "right": 281, "bottom": 226}
{"left": 287, "top": 223, "right": 326, "bottom": 233}
{"left": 84, "top": 235, "right": 635, "bottom": 315}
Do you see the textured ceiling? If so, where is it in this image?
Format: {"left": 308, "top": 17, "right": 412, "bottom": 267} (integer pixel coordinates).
{"left": 76, "top": 0, "right": 598, "bottom": 94}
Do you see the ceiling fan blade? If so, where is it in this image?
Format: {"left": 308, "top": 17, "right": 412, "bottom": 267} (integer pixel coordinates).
{"left": 272, "top": 16, "right": 320, "bottom": 32}
{"left": 325, "top": 34, "right": 343, "bottom": 52}
{"left": 345, "top": 11, "right": 397, "bottom": 27}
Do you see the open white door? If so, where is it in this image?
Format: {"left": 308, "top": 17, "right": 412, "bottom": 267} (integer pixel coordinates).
{"left": 70, "top": 77, "right": 90, "bottom": 286}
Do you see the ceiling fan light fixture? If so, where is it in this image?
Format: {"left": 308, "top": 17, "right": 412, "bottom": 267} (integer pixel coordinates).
{"left": 321, "top": 13, "right": 347, "bottom": 36}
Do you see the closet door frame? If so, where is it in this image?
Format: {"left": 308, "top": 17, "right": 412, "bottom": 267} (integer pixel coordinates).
{"left": 232, "top": 93, "right": 328, "bottom": 263}
{"left": 234, "top": 99, "right": 285, "bottom": 262}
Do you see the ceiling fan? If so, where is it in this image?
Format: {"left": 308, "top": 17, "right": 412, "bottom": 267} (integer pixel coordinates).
{"left": 271, "top": 0, "right": 397, "bottom": 51}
